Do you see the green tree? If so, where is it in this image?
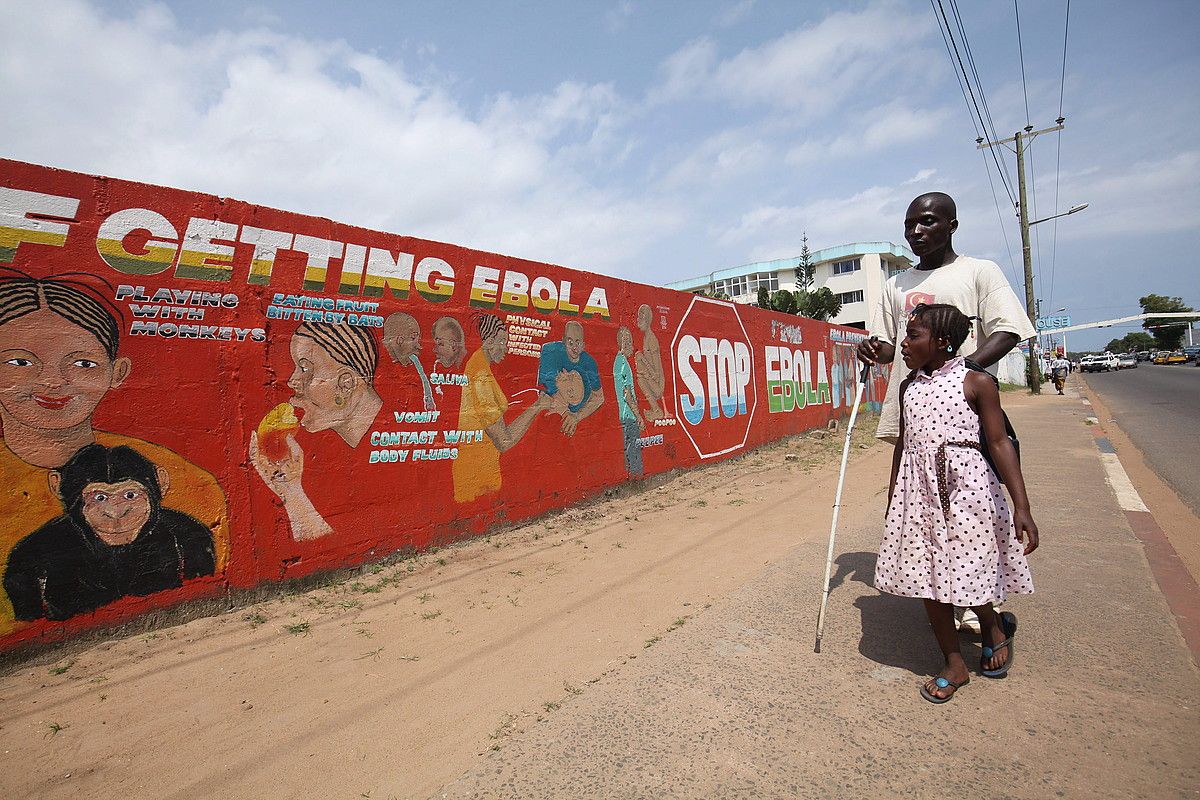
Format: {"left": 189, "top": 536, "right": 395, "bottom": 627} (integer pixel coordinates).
{"left": 796, "top": 287, "right": 842, "bottom": 322}
{"left": 1139, "top": 294, "right": 1198, "bottom": 350}
{"left": 793, "top": 232, "right": 815, "bottom": 291}
{"left": 771, "top": 289, "right": 799, "bottom": 315}
{"left": 756, "top": 286, "right": 772, "bottom": 310}
{"left": 1104, "top": 332, "right": 1156, "bottom": 353}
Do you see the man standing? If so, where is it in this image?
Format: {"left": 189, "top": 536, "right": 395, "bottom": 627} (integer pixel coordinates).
{"left": 613, "top": 327, "right": 646, "bottom": 477}
{"left": 858, "top": 191, "right": 1036, "bottom": 635}
{"left": 1051, "top": 353, "right": 1071, "bottom": 394}
{"left": 858, "top": 192, "right": 1036, "bottom": 441}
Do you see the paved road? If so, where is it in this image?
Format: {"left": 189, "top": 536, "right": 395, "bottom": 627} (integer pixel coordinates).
{"left": 1082, "top": 363, "right": 1200, "bottom": 513}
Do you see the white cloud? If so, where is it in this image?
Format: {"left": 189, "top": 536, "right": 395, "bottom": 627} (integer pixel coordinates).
{"left": 0, "top": 0, "right": 677, "bottom": 277}
{"left": 652, "top": 0, "right": 932, "bottom": 114}
{"left": 605, "top": 1, "right": 637, "bottom": 33}
{"left": 785, "top": 102, "right": 955, "bottom": 165}
{"left": 714, "top": 0, "right": 756, "bottom": 28}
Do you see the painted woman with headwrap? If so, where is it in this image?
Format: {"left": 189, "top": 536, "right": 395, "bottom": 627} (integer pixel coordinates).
{"left": 249, "top": 321, "right": 385, "bottom": 540}
{"left": 0, "top": 272, "right": 228, "bottom": 635}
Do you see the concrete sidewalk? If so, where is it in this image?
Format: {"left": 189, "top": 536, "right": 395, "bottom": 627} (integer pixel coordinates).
{"left": 438, "top": 390, "right": 1200, "bottom": 798}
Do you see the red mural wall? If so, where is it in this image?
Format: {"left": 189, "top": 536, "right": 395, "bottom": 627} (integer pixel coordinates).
{"left": 0, "top": 159, "right": 888, "bottom": 652}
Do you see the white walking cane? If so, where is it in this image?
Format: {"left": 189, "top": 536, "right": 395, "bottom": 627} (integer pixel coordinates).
{"left": 814, "top": 356, "right": 874, "bottom": 653}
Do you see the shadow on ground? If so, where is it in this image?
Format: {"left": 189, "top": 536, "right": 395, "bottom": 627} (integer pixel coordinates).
{"left": 833, "top": 550, "right": 987, "bottom": 677}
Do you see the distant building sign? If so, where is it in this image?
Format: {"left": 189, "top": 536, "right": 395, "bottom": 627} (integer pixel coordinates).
{"left": 1036, "top": 315, "right": 1072, "bottom": 330}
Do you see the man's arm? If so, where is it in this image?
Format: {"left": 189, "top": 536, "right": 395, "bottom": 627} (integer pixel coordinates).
{"left": 967, "top": 331, "right": 1020, "bottom": 368}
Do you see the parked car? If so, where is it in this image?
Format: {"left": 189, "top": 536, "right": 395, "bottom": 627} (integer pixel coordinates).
{"left": 1182, "top": 345, "right": 1200, "bottom": 362}
{"left": 1117, "top": 354, "right": 1138, "bottom": 369}
{"left": 1081, "top": 353, "right": 1118, "bottom": 373}
{"left": 1167, "top": 351, "right": 1188, "bottom": 364}
{"left": 1137, "top": 350, "right": 1152, "bottom": 362}
{"left": 1153, "top": 351, "right": 1170, "bottom": 364}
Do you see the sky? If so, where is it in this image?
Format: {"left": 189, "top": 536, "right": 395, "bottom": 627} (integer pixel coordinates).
{"left": 2, "top": 0, "right": 1197, "bottom": 350}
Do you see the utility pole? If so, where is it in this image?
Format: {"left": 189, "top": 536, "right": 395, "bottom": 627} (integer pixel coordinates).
{"left": 979, "top": 121, "right": 1064, "bottom": 395}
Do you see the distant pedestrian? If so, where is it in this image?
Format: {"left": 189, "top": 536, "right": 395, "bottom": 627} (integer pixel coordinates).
{"left": 859, "top": 191, "right": 1036, "bottom": 635}
{"left": 1051, "top": 355, "right": 1071, "bottom": 394}
{"left": 874, "top": 303, "right": 1038, "bottom": 703}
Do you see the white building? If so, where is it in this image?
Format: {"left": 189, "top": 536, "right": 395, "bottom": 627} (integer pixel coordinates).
{"left": 664, "top": 242, "right": 917, "bottom": 329}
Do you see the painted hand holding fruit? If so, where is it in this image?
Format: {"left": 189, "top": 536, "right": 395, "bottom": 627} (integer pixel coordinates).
{"left": 257, "top": 403, "right": 300, "bottom": 462}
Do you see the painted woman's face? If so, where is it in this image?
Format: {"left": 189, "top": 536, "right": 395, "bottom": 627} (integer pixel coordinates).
{"left": 0, "top": 309, "right": 129, "bottom": 432}
{"left": 287, "top": 335, "right": 353, "bottom": 433}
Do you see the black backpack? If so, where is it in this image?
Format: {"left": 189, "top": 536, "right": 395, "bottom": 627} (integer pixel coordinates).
{"left": 964, "top": 359, "right": 1020, "bottom": 483}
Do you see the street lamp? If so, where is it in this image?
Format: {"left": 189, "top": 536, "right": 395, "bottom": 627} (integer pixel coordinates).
{"left": 1030, "top": 203, "right": 1088, "bottom": 227}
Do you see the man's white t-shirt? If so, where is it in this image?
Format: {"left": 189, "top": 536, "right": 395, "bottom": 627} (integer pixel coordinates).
{"left": 869, "top": 255, "right": 1037, "bottom": 439}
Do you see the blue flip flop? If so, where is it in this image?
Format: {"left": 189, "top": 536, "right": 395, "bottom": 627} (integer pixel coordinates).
{"left": 981, "top": 611, "right": 1017, "bottom": 678}
{"left": 920, "top": 675, "right": 969, "bottom": 704}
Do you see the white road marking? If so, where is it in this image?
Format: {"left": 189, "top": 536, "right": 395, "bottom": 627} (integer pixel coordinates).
{"left": 1100, "top": 452, "right": 1150, "bottom": 512}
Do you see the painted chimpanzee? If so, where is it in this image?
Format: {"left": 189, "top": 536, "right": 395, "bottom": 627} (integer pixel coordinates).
{"left": 4, "top": 444, "right": 216, "bottom": 621}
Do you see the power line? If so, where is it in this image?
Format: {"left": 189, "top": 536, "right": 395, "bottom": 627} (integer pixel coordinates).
{"left": 928, "top": 0, "right": 1023, "bottom": 288}
{"left": 1014, "top": 0, "right": 1032, "bottom": 128}
{"left": 947, "top": 0, "right": 1018, "bottom": 202}
{"left": 934, "top": 0, "right": 1017, "bottom": 206}
{"left": 1048, "top": 0, "right": 1071, "bottom": 309}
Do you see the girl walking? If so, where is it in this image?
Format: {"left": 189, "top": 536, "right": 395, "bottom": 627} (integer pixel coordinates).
{"left": 874, "top": 303, "right": 1038, "bottom": 703}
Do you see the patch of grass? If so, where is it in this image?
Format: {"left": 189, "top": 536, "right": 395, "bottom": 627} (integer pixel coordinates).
{"left": 354, "top": 647, "right": 384, "bottom": 661}
{"left": 421, "top": 610, "right": 442, "bottom": 621}
{"left": 667, "top": 616, "right": 688, "bottom": 632}
{"left": 542, "top": 700, "right": 560, "bottom": 712}
{"left": 141, "top": 633, "right": 160, "bottom": 642}
{"left": 285, "top": 621, "right": 311, "bottom": 635}
{"left": 563, "top": 681, "right": 583, "bottom": 695}
{"left": 88, "top": 675, "right": 108, "bottom": 684}
{"left": 98, "top": 694, "right": 107, "bottom": 701}
{"left": 613, "top": 542, "right": 624, "bottom": 549}
{"left": 489, "top": 713, "right": 516, "bottom": 741}
{"left": 691, "top": 499, "right": 708, "bottom": 508}
{"left": 728, "top": 499, "right": 747, "bottom": 506}
{"left": 436, "top": 558, "right": 448, "bottom": 567}
{"left": 417, "top": 592, "right": 434, "bottom": 604}
{"left": 244, "top": 612, "right": 268, "bottom": 627}
{"left": 355, "top": 628, "right": 374, "bottom": 639}
{"left": 999, "top": 382, "right": 1024, "bottom": 392}
{"left": 644, "top": 635, "right": 661, "bottom": 648}
{"left": 45, "top": 722, "right": 67, "bottom": 738}
{"left": 338, "top": 599, "right": 363, "bottom": 611}
{"left": 48, "top": 660, "right": 75, "bottom": 676}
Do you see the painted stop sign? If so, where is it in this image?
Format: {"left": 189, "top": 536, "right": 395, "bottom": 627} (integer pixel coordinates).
{"left": 671, "top": 296, "right": 757, "bottom": 459}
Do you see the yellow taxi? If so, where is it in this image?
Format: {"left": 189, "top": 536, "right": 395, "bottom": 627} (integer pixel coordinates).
{"left": 1153, "top": 351, "right": 1170, "bottom": 364}
{"left": 1167, "top": 351, "right": 1189, "bottom": 364}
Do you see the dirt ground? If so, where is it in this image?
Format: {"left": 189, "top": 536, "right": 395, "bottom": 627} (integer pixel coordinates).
{"left": 0, "top": 417, "right": 882, "bottom": 800}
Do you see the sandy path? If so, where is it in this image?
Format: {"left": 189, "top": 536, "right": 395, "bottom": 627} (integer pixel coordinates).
{"left": 0, "top": 419, "right": 885, "bottom": 800}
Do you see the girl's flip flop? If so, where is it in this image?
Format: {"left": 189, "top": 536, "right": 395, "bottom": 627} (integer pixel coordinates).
{"left": 920, "top": 675, "right": 969, "bottom": 704}
{"left": 981, "top": 611, "right": 1017, "bottom": 678}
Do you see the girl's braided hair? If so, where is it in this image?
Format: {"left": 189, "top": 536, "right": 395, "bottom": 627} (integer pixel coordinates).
{"left": 909, "top": 303, "right": 975, "bottom": 355}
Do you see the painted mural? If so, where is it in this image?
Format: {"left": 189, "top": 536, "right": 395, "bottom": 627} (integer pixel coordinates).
{"left": 0, "top": 158, "right": 889, "bottom": 652}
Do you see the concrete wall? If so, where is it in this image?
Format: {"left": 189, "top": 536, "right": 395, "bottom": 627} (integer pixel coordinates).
{"left": 0, "top": 159, "right": 890, "bottom": 653}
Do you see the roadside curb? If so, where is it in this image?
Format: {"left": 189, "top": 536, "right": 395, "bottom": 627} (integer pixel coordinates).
{"left": 1083, "top": 394, "right": 1200, "bottom": 666}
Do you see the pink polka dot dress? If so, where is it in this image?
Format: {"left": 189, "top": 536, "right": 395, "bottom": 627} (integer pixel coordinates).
{"left": 874, "top": 356, "right": 1033, "bottom": 606}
